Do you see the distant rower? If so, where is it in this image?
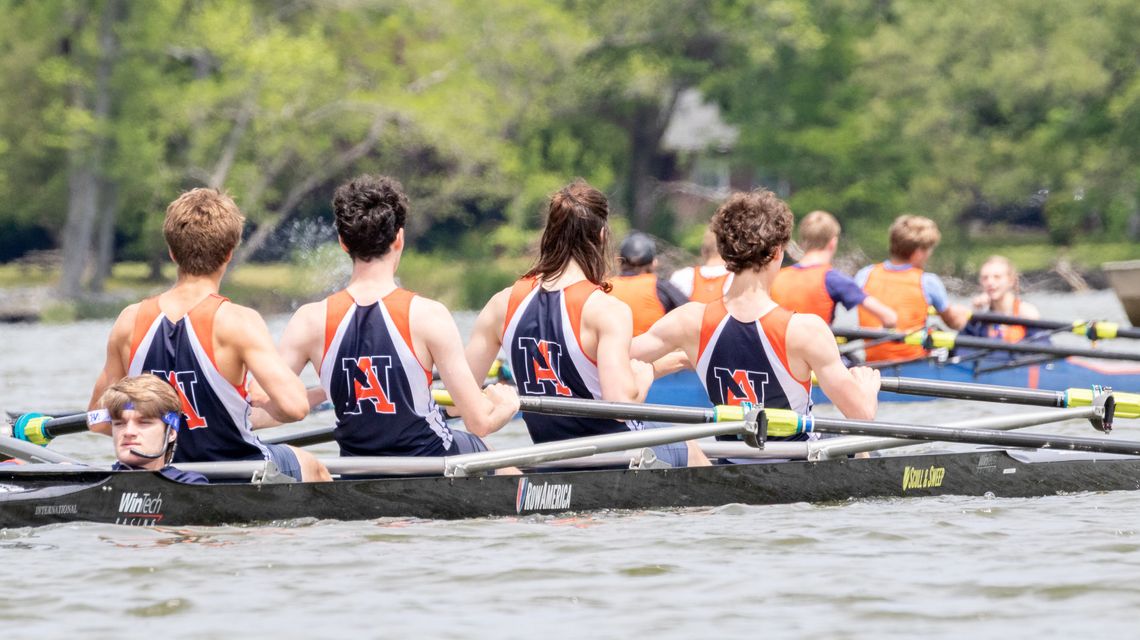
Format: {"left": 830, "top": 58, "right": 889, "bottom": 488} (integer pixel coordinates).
{"left": 963, "top": 255, "right": 1045, "bottom": 343}
{"left": 632, "top": 190, "right": 881, "bottom": 448}
{"left": 855, "top": 214, "right": 970, "bottom": 362}
{"left": 269, "top": 175, "right": 519, "bottom": 458}
{"left": 669, "top": 229, "right": 732, "bottom": 302}
{"left": 88, "top": 189, "right": 330, "bottom": 482}
{"left": 608, "top": 232, "right": 687, "bottom": 336}
{"left": 771, "top": 210, "right": 897, "bottom": 327}
{"left": 466, "top": 180, "right": 707, "bottom": 467}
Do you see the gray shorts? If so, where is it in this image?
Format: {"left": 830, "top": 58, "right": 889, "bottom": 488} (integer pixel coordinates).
{"left": 640, "top": 421, "right": 689, "bottom": 467}
{"left": 263, "top": 443, "right": 303, "bottom": 481}
{"left": 449, "top": 430, "right": 489, "bottom": 455}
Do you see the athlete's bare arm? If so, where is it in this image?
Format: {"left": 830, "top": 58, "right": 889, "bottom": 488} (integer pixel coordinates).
{"left": 415, "top": 297, "right": 519, "bottom": 437}
{"left": 860, "top": 295, "right": 898, "bottom": 329}
{"left": 631, "top": 302, "right": 703, "bottom": 375}
{"left": 249, "top": 302, "right": 327, "bottom": 429}
{"left": 584, "top": 293, "right": 651, "bottom": 402}
{"left": 787, "top": 313, "right": 879, "bottom": 420}
{"left": 1019, "top": 300, "right": 1041, "bottom": 320}
{"left": 465, "top": 287, "right": 510, "bottom": 388}
{"left": 938, "top": 304, "right": 971, "bottom": 331}
{"left": 215, "top": 304, "right": 309, "bottom": 423}
{"left": 87, "top": 304, "right": 138, "bottom": 434}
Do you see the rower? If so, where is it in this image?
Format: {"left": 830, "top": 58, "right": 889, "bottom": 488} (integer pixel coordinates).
{"left": 99, "top": 374, "right": 207, "bottom": 483}
{"left": 854, "top": 214, "right": 971, "bottom": 363}
{"left": 608, "top": 232, "right": 688, "bottom": 336}
{"left": 962, "top": 255, "right": 1046, "bottom": 342}
{"left": 266, "top": 175, "right": 519, "bottom": 458}
{"left": 466, "top": 180, "right": 708, "bottom": 467}
{"left": 669, "top": 229, "right": 732, "bottom": 302}
{"left": 631, "top": 189, "right": 881, "bottom": 451}
{"left": 88, "top": 188, "right": 331, "bottom": 482}
{"left": 771, "top": 210, "right": 897, "bottom": 328}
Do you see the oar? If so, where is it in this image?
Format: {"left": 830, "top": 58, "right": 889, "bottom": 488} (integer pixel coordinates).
{"left": 968, "top": 312, "right": 1140, "bottom": 341}
{"left": 263, "top": 390, "right": 751, "bottom": 448}
{"left": 833, "top": 327, "right": 1140, "bottom": 362}
{"left": 760, "top": 405, "right": 1140, "bottom": 456}
{"left": 877, "top": 377, "right": 1140, "bottom": 424}
{"left": 4, "top": 412, "right": 93, "bottom": 446}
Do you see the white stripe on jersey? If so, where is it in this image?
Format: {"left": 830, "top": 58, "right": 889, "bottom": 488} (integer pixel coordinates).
{"left": 558, "top": 295, "right": 602, "bottom": 400}
{"left": 126, "top": 315, "right": 164, "bottom": 377}
{"left": 500, "top": 286, "right": 540, "bottom": 350}
{"left": 183, "top": 319, "right": 267, "bottom": 456}
{"left": 319, "top": 303, "right": 356, "bottom": 393}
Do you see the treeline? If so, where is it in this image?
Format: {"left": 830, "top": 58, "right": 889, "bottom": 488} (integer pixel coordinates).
{"left": 3, "top": 0, "right": 1140, "bottom": 299}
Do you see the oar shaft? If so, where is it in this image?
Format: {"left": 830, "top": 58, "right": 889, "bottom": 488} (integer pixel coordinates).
{"left": 880, "top": 377, "right": 1067, "bottom": 408}
{"left": 833, "top": 328, "right": 1140, "bottom": 362}
{"left": 806, "top": 415, "right": 1140, "bottom": 456}
{"left": 969, "top": 312, "right": 1140, "bottom": 341}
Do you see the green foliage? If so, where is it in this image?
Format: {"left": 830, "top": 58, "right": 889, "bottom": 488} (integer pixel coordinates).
{"left": 3, "top": 0, "right": 1140, "bottom": 283}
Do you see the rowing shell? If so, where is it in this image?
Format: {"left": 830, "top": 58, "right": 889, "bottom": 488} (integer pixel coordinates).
{"left": 2, "top": 448, "right": 1138, "bottom": 528}
{"left": 646, "top": 357, "right": 1140, "bottom": 409}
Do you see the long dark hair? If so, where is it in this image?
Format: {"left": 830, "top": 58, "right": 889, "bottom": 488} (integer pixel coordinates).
{"left": 524, "top": 180, "right": 613, "bottom": 292}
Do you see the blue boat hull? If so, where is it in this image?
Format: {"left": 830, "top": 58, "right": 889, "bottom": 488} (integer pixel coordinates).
{"left": 645, "top": 357, "right": 1140, "bottom": 407}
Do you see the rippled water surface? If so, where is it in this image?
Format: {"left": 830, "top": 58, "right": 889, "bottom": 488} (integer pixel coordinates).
{"left": 2, "top": 291, "right": 1138, "bottom": 638}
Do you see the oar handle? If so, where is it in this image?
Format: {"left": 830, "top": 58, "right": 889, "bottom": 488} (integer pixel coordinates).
{"left": 10, "top": 412, "right": 92, "bottom": 446}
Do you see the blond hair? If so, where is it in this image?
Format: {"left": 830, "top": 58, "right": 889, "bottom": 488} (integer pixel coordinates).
{"left": 981, "top": 254, "right": 1020, "bottom": 293}
{"left": 888, "top": 214, "right": 941, "bottom": 261}
{"left": 100, "top": 374, "right": 181, "bottom": 422}
{"left": 163, "top": 188, "right": 244, "bottom": 276}
{"left": 798, "top": 210, "right": 841, "bottom": 251}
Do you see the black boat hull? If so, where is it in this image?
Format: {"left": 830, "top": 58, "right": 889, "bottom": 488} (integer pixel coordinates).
{"left": 2, "top": 450, "right": 1138, "bottom": 528}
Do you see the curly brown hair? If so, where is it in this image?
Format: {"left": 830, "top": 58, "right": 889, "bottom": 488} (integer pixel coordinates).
{"left": 710, "top": 190, "right": 793, "bottom": 274}
{"left": 333, "top": 175, "right": 409, "bottom": 262}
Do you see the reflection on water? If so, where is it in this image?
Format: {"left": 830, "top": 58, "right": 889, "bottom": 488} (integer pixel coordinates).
{"left": 1, "top": 291, "right": 1139, "bottom": 638}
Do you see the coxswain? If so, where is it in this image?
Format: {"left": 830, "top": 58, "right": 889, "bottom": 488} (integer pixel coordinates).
{"left": 267, "top": 175, "right": 519, "bottom": 457}
{"left": 99, "top": 374, "right": 207, "bottom": 483}
{"left": 466, "top": 179, "right": 708, "bottom": 467}
{"left": 962, "top": 255, "right": 1045, "bottom": 343}
{"left": 855, "top": 214, "right": 971, "bottom": 363}
{"left": 771, "top": 210, "right": 898, "bottom": 327}
{"left": 88, "top": 188, "right": 331, "bottom": 482}
{"left": 669, "top": 229, "right": 732, "bottom": 302}
{"left": 631, "top": 189, "right": 881, "bottom": 450}
{"left": 608, "top": 232, "right": 688, "bottom": 336}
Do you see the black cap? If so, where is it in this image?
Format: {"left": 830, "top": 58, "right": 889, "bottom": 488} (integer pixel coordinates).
{"left": 619, "top": 232, "right": 656, "bottom": 267}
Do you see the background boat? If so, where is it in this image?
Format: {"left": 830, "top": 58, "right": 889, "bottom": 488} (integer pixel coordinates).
{"left": 1104, "top": 259, "right": 1140, "bottom": 326}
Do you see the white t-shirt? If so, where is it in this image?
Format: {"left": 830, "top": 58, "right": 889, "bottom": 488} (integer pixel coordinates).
{"left": 669, "top": 265, "right": 732, "bottom": 298}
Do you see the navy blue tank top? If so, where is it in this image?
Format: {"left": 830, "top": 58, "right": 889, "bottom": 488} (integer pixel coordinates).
{"left": 501, "top": 278, "right": 634, "bottom": 443}
{"left": 128, "top": 295, "right": 269, "bottom": 463}
{"left": 320, "top": 289, "right": 454, "bottom": 457}
{"left": 695, "top": 301, "right": 813, "bottom": 440}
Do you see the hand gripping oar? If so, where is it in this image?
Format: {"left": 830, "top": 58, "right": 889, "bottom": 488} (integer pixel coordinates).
{"left": 968, "top": 312, "right": 1140, "bottom": 341}
{"left": 833, "top": 327, "right": 1140, "bottom": 362}
{"left": 5, "top": 412, "right": 94, "bottom": 446}
{"left": 878, "top": 378, "right": 1140, "bottom": 427}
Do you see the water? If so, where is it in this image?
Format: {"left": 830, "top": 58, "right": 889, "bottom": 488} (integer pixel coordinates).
{"left": 1, "top": 290, "right": 1138, "bottom": 638}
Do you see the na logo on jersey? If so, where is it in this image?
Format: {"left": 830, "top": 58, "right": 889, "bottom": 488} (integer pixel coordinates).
{"left": 516, "top": 337, "right": 572, "bottom": 396}
{"left": 154, "top": 370, "right": 207, "bottom": 430}
{"left": 712, "top": 368, "right": 769, "bottom": 407}
{"left": 341, "top": 355, "right": 397, "bottom": 414}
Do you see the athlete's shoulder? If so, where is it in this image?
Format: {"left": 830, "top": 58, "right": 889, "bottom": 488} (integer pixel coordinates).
{"left": 214, "top": 300, "right": 272, "bottom": 340}
{"left": 785, "top": 311, "right": 833, "bottom": 347}
{"left": 409, "top": 295, "right": 453, "bottom": 325}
